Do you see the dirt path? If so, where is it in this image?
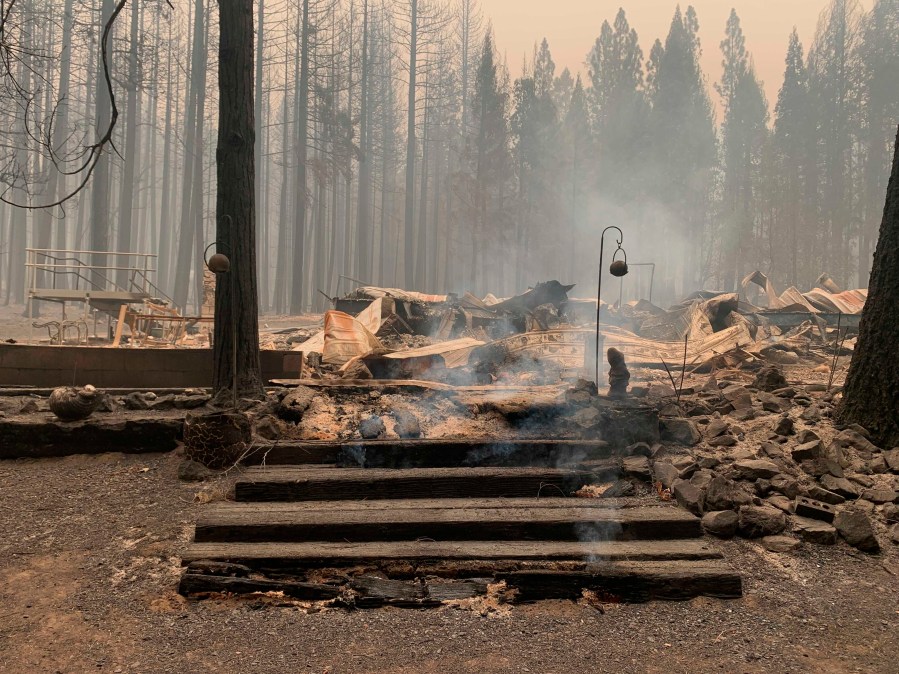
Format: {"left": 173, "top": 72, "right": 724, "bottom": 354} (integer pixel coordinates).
{"left": 0, "top": 451, "right": 896, "bottom": 673}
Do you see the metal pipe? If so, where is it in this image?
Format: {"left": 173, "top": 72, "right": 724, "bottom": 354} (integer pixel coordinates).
{"left": 596, "top": 226, "right": 623, "bottom": 385}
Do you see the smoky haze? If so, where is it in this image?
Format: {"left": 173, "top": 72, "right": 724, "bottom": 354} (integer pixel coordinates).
{"left": 0, "top": 0, "right": 896, "bottom": 314}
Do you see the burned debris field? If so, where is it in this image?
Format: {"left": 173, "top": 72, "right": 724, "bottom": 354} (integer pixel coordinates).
{"left": 2, "top": 0, "right": 899, "bottom": 672}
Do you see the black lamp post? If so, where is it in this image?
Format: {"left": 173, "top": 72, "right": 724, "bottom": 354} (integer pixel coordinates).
{"left": 595, "top": 226, "right": 628, "bottom": 385}
{"left": 204, "top": 242, "right": 237, "bottom": 408}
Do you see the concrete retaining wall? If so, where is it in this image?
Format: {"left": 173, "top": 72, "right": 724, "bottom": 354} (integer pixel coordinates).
{"left": 0, "top": 344, "right": 303, "bottom": 388}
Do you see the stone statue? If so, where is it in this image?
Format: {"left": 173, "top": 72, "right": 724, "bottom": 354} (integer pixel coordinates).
{"left": 607, "top": 347, "right": 630, "bottom": 398}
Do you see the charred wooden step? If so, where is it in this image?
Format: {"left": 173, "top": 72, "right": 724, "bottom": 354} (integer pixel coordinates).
{"left": 233, "top": 465, "right": 619, "bottom": 502}
{"left": 182, "top": 539, "right": 723, "bottom": 570}
{"left": 499, "top": 561, "right": 743, "bottom": 602}
{"left": 195, "top": 499, "right": 701, "bottom": 543}
{"left": 244, "top": 438, "right": 613, "bottom": 468}
{"left": 177, "top": 556, "right": 740, "bottom": 603}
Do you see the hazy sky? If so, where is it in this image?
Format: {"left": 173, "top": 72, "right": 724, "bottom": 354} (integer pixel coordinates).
{"left": 482, "top": 0, "right": 873, "bottom": 112}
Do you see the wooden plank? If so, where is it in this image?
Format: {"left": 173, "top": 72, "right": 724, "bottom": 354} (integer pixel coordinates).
{"left": 111, "top": 304, "right": 128, "bottom": 347}
{"left": 178, "top": 572, "right": 341, "bottom": 600}
{"left": 243, "top": 438, "right": 613, "bottom": 468}
{"left": 181, "top": 540, "right": 723, "bottom": 568}
{"left": 500, "top": 561, "right": 743, "bottom": 602}
{"left": 233, "top": 466, "right": 617, "bottom": 502}
{"left": 194, "top": 502, "right": 701, "bottom": 543}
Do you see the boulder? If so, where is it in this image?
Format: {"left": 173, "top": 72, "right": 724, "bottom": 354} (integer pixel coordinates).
{"left": 806, "top": 485, "right": 845, "bottom": 505}
{"left": 738, "top": 505, "right": 787, "bottom": 538}
{"left": 706, "top": 418, "right": 730, "bottom": 438}
{"left": 833, "top": 509, "right": 880, "bottom": 553}
{"left": 883, "top": 448, "right": 899, "bottom": 472}
{"left": 652, "top": 461, "right": 679, "bottom": 489}
{"left": 757, "top": 391, "right": 790, "bottom": 413}
{"left": 722, "top": 385, "right": 754, "bottom": 410}
{"left": 753, "top": 366, "right": 788, "bottom": 392}
{"left": 796, "top": 429, "right": 821, "bottom": 444}
{"left": 730, "top": 408, "right": 757, "bottom": 422}
{"left": 704, "top": 475, "right": 753, "bottom": 511}
{"left": 792, "top": 440, "right": 823, "bottom": 462}
{"left": 820, "top": 475, "right": 860, "bottom": 500}
{"left": 793, "top": 517, "right": 838, "bottom": 545}
{"left": 760, "top": 442, "right": 785, "bottom": 460}
{"left": 773, "top": 416, "right": 795, "bottom": 436}
{"left": 732, "top": 459, "right": 781, "bottom": 481}
{"left": 835, "top": 429, "right": 881, "bottom": 456}
{"left": 881, "top": 503, "right": 899, "bottom": 522}
{"left": 660, "top": 418, "right": 701, "bottom": 446}
{"left": 762, "top": 535, "right": 801, "bottom": 553}
{"left": 860, "top": 488, "right": 898, "bottom": 504}
{"left": 621, "top": 455, "right": 652, "bottom": 481}
{"left": 708, "top": 434, "right": 738, "bottom": 447}
{"left": 770, "top": 474, "right": 802, "bottom": 499}
{"left": 800, "top": 406, "right": 821, "bottom": 422}
{"left": 690, "top": 469, "right": 715, "bottom": 490}
{"left": 702, "top": 510, "right": 738, "bottom": 538}
{"left": 601, "top": 479, "right": 636, "bottom": 498}
{"left": 766, "top": 494, "right": 794, "bottom": 513}
{"left": 672, "top": 478, "right": 705, "bottom": 516}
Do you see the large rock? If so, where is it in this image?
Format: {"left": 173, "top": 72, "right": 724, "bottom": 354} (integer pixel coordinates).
{"left": 732, "top": 459, "right": 781, "bottom": 481}
{"left": 819, "top": 475, "right": 860, "bottom": 500}
{"left": 660, "top": 418, "right": 701, "bottom": 446}
{"left": 835, "top": 429, "right": 881, "bottom": 456}
{"left": 883, "top": 448, "right": 899, "bottom": 472}
{"left": 706, "top": 418, "right": 730, "bottom": 438}
{"left": 833, "top": 509, "right": 880, "bottom": 553}
{"left": 702, "top": 510, "right": 738, "bottom": 538}
{"left": 738, "top": 505, "right": 787, "bottom": 538}
{"left": 792, "top": 440, "right": 823, "bottom": 462}
{"left": 762, "top": 535, "right": 801, "bottom": 553}
{"left": 672, "top": 478, "right": 705, "bottom": 515}
{"left": 773, "top": 416, "right": 795, "bottom": 436}
{"left": 722, "top": 385, "right": 754, "bottom": 411}
{"left": 708, "top": 434, "right": 738, "bottom": 447}
{"left": 653, "top": 462, "right": 679, "bottom": 489}
{"left": 806, "top": 485, "right": 846, "bottom": 505}
{"left": 276, "top": 386, "right": 317, "bottom": 423}
{"left": 861, "top": 488, "right": 898, "bottom": 504}
{"left": 757, "top": 391, "right": 790, "bottom": 413}
{"left": 178, "top": 459, "right": 214, "bottom": 482}
{"left": 705, "top": 475, "right": 753, "bottom": 511}
{"left": 753, "top": 366, "right": 788, "bottom": 392}
{"left": 621, "top": 455, "right": 652, "bottom": 481}
{"left": 770, "top": 474, "right": 801, "bottom": 499}
{"left": 793, "top": 517, "right": 838, "bottom": 545}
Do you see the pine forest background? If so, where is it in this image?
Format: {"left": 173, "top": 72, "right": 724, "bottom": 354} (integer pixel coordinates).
{"left": 1, "top": 0, "right": 897, "bottom": 313}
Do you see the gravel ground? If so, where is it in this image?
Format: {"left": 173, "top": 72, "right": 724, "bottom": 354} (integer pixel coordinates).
{"left": 1, "top": 450, "right": 897, "bottom": 674}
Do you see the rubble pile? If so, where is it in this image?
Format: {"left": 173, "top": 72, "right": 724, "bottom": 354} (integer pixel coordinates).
{"left": 639, "top": 366, "right": 899, "bottom": 553}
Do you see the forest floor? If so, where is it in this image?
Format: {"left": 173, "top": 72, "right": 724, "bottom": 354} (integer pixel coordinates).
{"left": 1, "top": 447, "right": 898, "bottom": 674}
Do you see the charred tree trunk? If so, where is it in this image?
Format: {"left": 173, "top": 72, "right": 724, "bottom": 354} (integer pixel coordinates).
{"left": 213, "top": 0, "right": 263, "bottom": 398}
{"left": 289, "top": 0, "right": 311, "bottom": 314}
{"left": 839, "top": 127, "right": 899, "bottom": 448}
{"left": 403, "top": 0, "right": 417, "bottom": 289}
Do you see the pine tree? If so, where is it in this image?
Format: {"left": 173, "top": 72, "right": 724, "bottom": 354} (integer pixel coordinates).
{"left": 649, "top": 5, "right": 717, "bottom": 294}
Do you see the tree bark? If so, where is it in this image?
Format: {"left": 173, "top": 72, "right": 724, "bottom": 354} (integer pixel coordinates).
{"left": 289, "top": 0, "right": 310, "bottom": 314}
{"left": 213, "top": 0, "right": 263, "bottom": 399}
{"left": 403, "top": 0, "right": 417, "bottom": 288}
{"left": 839, "top": 126, "right": 899, "bottom": 448}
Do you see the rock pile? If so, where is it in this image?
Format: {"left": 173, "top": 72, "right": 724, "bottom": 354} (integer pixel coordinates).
{"left": 648, "top": 369, "right": 896, "bottom": 554}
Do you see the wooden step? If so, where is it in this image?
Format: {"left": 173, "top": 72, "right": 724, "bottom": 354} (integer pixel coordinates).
{"left": 233, "top": 465, "right": 619, "bottom": 502}
{"left": 182, "top": 539, "right": 724, "bottom": 569}
{"left": 244, "top": 438, "right": 613, "bottom": 468}
{"left": 500, "top": 561, "right": 742, "bottom": 602}
{"left": 195, "top": 499, "right": 701, "bottom": 543}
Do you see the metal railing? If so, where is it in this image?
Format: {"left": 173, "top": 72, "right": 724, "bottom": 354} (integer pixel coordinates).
{"left": 25, "top": 248, "right": 173, "bottom": 304}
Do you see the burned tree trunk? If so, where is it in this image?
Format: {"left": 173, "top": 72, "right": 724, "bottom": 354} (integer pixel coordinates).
{"left": 839, "top": 127, "right": 899, "bottom": 448}
{"left": 213, "top": 0, "right": 263, "bottom": 399}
